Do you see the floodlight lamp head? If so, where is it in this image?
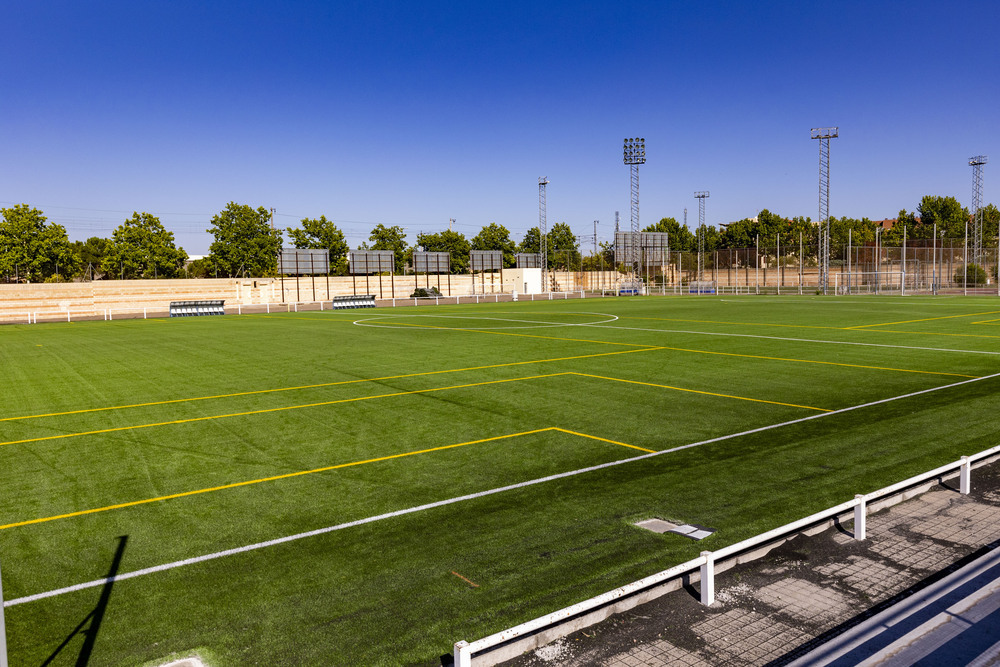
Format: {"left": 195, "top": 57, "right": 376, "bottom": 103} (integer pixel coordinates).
{"left": 694, "top": 191, "right": 710, "bottom": 198}
{"left": 623, "top": 136, "right": 646, "bottom": 165}
{"left": 539, "top": 176, "right": 549, "bottom": 185}
{"left": 969, "top": 155, "right": 988, "bottom": 166}
{"left": 810, "top": 127, "right": 839, "bottom": 139}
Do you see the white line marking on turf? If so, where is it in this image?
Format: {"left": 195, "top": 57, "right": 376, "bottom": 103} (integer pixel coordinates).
{"left": 585, "top": 323, "right": 1000, "bottom": 356}
{"left": 7, "top": 370, "right": 1000, "bottom": 608}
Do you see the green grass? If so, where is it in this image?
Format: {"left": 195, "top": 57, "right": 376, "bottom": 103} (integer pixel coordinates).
{"left": 2, "top": 295, "right": 1000, "bottom": 665}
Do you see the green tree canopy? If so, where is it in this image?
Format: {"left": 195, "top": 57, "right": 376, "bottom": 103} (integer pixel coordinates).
{"left": 917, "top": 195, "right": 969, "bottom": 239}
{"left": 643, "top": 217, "right": 695, "bottom": 251}
{"left": 72, "top": 237, "right": 111, "bottom": 278}
{"left": 367, "top": 224, "right": 408, "bottom": 273}
{"left": 0, "top": 204, "right": 80, "bottom": 281}
{"left": 547, "top": 222, "right": 580, "bottom": 269}
{"left": 471, "top": 223, "right": 517, "bottom": 268}
{"left": 286, "top": 215, "right": 349, "bottom": 273}
{"left": 415, "top": 229, "right": 471, "bottom": 273}
{"left": 207, "top": 203, "right": 283, "bottom": 277}
{"left": 102, "top": 212, "right": 187, "bottom": 279}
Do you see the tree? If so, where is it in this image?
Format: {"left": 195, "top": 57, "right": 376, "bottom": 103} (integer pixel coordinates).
{"left": 644, "top": 217, "right": 695, "bottom": 251}
{"left": 73, "top": 237, "right": 111, "bottom": 278}
{"left": 547, "top": 222, "right": 580, "bottom": 269}
{"left": 518, "top": 226, "right": 567, "bottom": 268}
{"left": 286, "top": 215, "right": 349, "bottom": 274}
{"left": 917, "top": 195, "right": 969, "bottom": 239}
{"left": 102, "top": 212, "right": 187, "bottom": 279}
{"left": 471, "top": 223, "right": 517, "bottom": 268}
{"left": 0, "top": 204, "right": 79, "bottom": 281}
{"left": 367, "top": 223, "right": 408, "bottom": 273}
{"left": 207, "top": 203, "right": 283, "bottom": 277}
{"left": 415, "top": 229, "right": 470, "bottom": 273}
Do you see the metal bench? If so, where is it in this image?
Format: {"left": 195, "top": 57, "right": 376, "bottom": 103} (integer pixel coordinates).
{"left": 331, "top": 295, "right": 376, "bottom": 309}
{"left": 169, "top": 300, "right": 226, "bottom": 317}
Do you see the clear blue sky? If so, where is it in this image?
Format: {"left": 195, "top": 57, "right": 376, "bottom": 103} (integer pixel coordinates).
{"left": 2, "top": 1, "right": 997, "bottom": 255}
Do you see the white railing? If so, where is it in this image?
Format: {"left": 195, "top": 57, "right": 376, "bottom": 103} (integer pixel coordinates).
{"left": 4, "top": 291, "right": 594, "bottom": 326}
{"left": 454, "top": 443, "right": 1000, "bottom": 666}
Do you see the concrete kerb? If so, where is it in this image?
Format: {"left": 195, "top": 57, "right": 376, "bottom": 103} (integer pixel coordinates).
{"left": 453, "top": 445, "right": 1000, "bottom": 666}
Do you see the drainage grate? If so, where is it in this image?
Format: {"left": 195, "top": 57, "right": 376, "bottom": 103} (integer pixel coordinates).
{"left": 635, "top": 518, "right": 715, "bottom": 540}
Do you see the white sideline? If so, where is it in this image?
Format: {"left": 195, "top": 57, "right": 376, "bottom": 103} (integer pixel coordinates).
{"left": 587, "top": 322, "right": 1000, "bottom": 356}
{"left": 5, "top": 370, "right": 1000, "bottom": 609}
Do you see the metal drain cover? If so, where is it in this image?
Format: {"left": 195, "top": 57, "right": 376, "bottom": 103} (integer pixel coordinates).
{"left": 634, "top": 518, "right": 678, "bottom": 533}
{"left": 635, "top": 519, "right": 715, "bottom": 540}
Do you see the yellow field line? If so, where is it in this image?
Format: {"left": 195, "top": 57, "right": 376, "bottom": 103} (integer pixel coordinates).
{"left": 0, "top": 426, "right": 646, "bottom": 531}
{"left": 568, "top": 372, "right": 832, "bottom": 412}
{"left": 0, "top": 348, "right": 657, "bottom": 423}
{"left": 0, "top": 374, "right": 570, "bottom": 449}
{"left": 847, "top": 310, "right": 1000, "bottom": 329}
{"left": 654, "top": 346, "right": 978, "bottom": 378}
{"left": 971, "top": 319, "right": 1000, "bottom": 325}
{"left": 550, "top": 427, "right": 656, "bottom": 453}
{"left": 861, "top": 329, "right": 1000, "bottom": 340}
{"left": 626, "top": 316, "right": 844, "bottom": 331}
{"left": 0, "top": 428, "right": 554, "bottom": 530}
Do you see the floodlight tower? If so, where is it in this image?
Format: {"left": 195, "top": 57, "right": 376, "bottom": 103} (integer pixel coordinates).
{"left": 624, "top": 137, "right": 646, "bottom": 278}
{"left": 539, "top": 177, "right": 549, "bottom": 292}
{"left": 811, "top": 127, "right": 838, "bottom": 294}
{"left": 695, "top": 192, "right": 710, "bottom": 281}
{"left": 970, "top": 155, "right": 988, "bottom": 269}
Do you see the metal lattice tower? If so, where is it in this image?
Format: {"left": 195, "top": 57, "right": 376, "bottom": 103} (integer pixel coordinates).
{"left": 695, "top": 192, "right": 709, "bottom": 281}
{"left": 624, "top": 137, "right": 645, "bottom": 278}
{"left": 970, "top": 156, "right": 988, "bottom": 269}
{"left": 538, "top": 177, "right": 549, "bottom": 291}
{"left": 811, "top": 127, "right": 838, "bottom": 294}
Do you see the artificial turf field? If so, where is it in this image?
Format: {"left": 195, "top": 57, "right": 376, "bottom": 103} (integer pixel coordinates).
{"left": 2, "top": 295, "right": 1000, "bottom": 666}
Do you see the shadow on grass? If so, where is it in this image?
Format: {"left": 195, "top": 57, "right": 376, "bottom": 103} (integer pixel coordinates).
{"left": 42, "top": 535, "right": 128, "bottom": 667}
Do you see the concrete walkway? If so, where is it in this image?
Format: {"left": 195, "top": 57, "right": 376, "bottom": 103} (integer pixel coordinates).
{"left": 503, "top": 460, "right": 1000, "bottom": 667}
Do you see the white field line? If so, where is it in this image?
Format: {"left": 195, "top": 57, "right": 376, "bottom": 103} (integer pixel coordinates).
{"left": 585, "top": 323, "right": 1000, "bottom": 356}
{"left": 6, "top": 370, "right": 1000, "bottom": 609}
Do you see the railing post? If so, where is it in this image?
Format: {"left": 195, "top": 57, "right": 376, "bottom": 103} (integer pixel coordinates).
{"left": 961, "top": 456, "right": 971, "bottom": 495}
{"left": 854, "top": 494, "right": 867, "bottom": 540}
{"left": 0, "top": 558, "right": 8, "bottom": 667}
{"left": 699, "top": 551, "right": 715, "bottom": 605}
{"left": 454, "top": 640, "right": 472, "bottom": 667}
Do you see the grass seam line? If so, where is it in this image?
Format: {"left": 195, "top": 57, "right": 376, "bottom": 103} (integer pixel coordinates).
{"left": 0, "top": 428, "right": 559, "bottom": 531}
{"left": 0, "top": 374, "right": 571, "bottom": 448}
{"left": 0, "top": 348, "right": 659, "bottom": 423}
{"left": 8, "top": 370, "right": 999, "bottom": 608}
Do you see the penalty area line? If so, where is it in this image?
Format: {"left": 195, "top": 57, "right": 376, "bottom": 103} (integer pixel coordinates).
{"left": 7, "top": 370, "right": 1000, "bottom": 609}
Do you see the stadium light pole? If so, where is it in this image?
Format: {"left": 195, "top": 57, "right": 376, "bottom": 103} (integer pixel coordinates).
{"left": 624, "top": 137, "right": 646, "bottom": 281}
{"left": 694, "top": 192, "right": 710, "bottom": 282}
{"left": 538, "top": 177, "right": 549, "bottom": 292}
{"left": 811, "top": 127, "right": 838, "bottom": 294}
{"left": 969, "top": 155, "right": 988, "bottom": 273}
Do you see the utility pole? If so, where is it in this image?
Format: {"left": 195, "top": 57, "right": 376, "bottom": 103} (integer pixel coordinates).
{"left": 449, "top": 218, "right": 455, "bottom": 232}
{"left": 270, "top": 207, "right": 276, "bottom": 231}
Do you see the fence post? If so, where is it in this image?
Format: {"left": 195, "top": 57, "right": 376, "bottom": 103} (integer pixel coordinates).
{"left": 454, "top": 640, "right": 472, "bottom": 667}
{"left": 700, "top": 551, "right": 715, "bottom": 605}
{"left": 961, "top": 456, "right": 971, "bottom": 495}
{"left": 854, "top": 495, "right": 867, "bottom": 540}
